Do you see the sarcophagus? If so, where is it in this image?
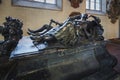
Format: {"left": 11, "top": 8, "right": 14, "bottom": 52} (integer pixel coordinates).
{"left": 8, "top": 37, "right": 117, "bottom": 80}
{"left": 0, "top": 15, "right": 118, "bottom": 80}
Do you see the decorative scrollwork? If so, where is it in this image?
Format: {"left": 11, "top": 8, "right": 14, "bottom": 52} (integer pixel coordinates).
{"left": 0, "top": 17, "right": 23, "bottom": 56}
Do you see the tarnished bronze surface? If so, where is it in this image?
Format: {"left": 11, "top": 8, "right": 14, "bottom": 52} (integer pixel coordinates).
{"left": 0, "top": 17, "right": 23, "bottom": 80}
{"left": 1, "top": 39, "right": 116, "bottom": 80}
{"left": 0, "top": 17, "right": 23, "bottom": 56}
{"left": 0, "top": 15, "right": 119, "bottom": 80}
{"left": 29, "top": 14, "right": 104, "bottom": 47}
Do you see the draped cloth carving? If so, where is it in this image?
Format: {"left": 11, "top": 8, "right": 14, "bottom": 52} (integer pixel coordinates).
{"left": 106, "top": 0, "right": 120, "bottom": 23}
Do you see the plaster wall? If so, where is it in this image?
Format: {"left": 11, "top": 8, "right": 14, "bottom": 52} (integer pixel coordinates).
{"left": 0, "top": 0, "right": 119, "bottom": 40}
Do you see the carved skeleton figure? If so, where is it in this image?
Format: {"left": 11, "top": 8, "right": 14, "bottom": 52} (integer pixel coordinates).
{"left": 29, "top": 14, "right": 104, "bottom": 47}
{"left": 106, "top": 0, "right": 120, "bottom": 23}
{"left": 0, "top": 17, "right": 23, "bottom": 56}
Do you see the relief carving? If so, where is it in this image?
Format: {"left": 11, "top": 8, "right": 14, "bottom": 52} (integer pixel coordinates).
{"left": 107, "top": 0, "right": 120, "bottom": 23}
{"left": 69, "top": 0, "right": 83, "bottom": 8}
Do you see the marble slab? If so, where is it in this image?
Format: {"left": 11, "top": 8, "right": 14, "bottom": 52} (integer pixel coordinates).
{"left": 10, "top": 36, "right": 47, "bottom": 59}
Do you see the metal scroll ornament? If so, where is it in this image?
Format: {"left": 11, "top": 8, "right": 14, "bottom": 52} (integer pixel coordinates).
{"left": 106, "top": 0, "right": 120, "bottom": 23}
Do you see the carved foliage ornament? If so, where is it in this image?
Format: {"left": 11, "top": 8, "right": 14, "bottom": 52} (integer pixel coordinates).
{"left": 106, "top": 0, "right": 120, "bottom": 23}
{"left": 0, "top": 17, "right": 23, "bottom": 56}
{"left": 69, "top": 0, "right": 83, "bottom": 8}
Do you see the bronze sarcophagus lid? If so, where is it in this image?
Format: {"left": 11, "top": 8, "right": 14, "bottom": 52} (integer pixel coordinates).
{"left": 6, "top": 37, "right": 116, "bottom": 80}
